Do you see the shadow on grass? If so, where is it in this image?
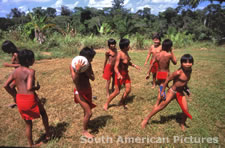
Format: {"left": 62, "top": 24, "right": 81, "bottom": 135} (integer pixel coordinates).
{"left": 151, "top": 112, "right": 190, "bottom": 128}
{"left": 35, "top": 122, "right": 69, "bottom": 144}
{"left": 125, "top": 95, "right": 135, "bottom": 105}
{"left": 88, "top": 115, "right": 113, "bottom": 134}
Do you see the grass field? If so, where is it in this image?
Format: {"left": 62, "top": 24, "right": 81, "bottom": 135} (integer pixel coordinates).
{"left": 0, "top": 47, "right": 225, "bottom": 148}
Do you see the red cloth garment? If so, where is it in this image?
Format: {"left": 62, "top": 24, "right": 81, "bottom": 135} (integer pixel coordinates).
{"left": 103, "top": 64, "right": 113, "bottom": 80}
{"left": 156, "top": 71, "right": 168, "bottom": 80}
{"left": 74, "top": 87, "right": 96, "bottom": 109}
{"left": 150, "top": 59, "right": 158, "bottom": 73}
{"left": 176, "top": 92, "right": 192, "bottom": 119}
{"left": 114, "top": 70, "right": 131, "bottom": 86}
{"left": 16, "top": 94, "right": 40, "bottom": 120}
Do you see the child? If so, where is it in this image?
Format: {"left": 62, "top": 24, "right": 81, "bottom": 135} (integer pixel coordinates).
{"left": 146, "top": 39, "right": 177, "bottom": 107}
{"left": 141, "top": 54, "right": 194, "bottom": 131}
{"left": 70, "top": 47, "right": 96, "bottom": 138}
{"left": 103, "top": 38, "right": 140, "bottom": 110}
{"left": 144, "top": 33, "right": 162, "bottom": 88}
{"left": 2, "top": 40, "right": 20, "bottom": 68}
{"left": 4, "top": 49, "right": 50, "bottom": 147}
{"left": 2, "top": 40, "right": 20, "bottom": 108}
{"left": 103, "top": 39, "right": 117, "bottom": 98}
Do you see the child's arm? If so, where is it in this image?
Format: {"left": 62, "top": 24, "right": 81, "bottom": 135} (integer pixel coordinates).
{"left": 144, "top": 46, "right": 152, "bottom": 65}
{"left": 4, "top": 73, "right": 17, "bottom": 99}
{"left": 161, "top": 71, "right": 180, "bottom": 96}
{"left": 170, "top": 48, "right": 177, "bottom": 65}
{"left": 70, "top": 60, "right": 85, "bottom": 83}
{"left": 114, "top": 52, "right": 122, "bottom": 79}
{"left": 103, "top": 51, "right": 109, "bottom": 73}
{"left": 85, "top": 64, "right": 95, "bottom": 81}
{"left": 3, "top": 63, "right": 20, "bottom": 68}
{"left": 184, "top": 84, "right": 191, "bottom": 96}
{"left": 146, "top": 56, "right": 156, "bottom": 79}
{"left": 27, "top": 70, "right": 40, "bottom": 91}
{"left": 129, "top": 61, "right": 140, "bottom": 70}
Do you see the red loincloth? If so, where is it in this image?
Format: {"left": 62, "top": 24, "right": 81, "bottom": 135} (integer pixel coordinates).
{"left": 103, "top": 64, "right": 113, "bottom": 80}
{"left": 114, "top": 70, "right": 131, "bottom": 86}
{"left": 74, "top": 87, "right": 96, "bottom": 109}
{"left": 156, "top": 71, "right": 168, "bottom": 80}
{"left": 176, "top": 92, "right": 192, "bottom": 119}
{"left": 16, "top": 94, "right": 40, "bottom": 120}
{"left": 150, "top": 59, "right": 158, "bottom": 73}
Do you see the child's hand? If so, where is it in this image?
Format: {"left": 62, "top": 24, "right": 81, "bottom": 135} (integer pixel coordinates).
{"left": 75, "top": 60, "right": 85, "bottom": 72}
{"left": 117, "top": 73, "right": 123, "bottom": 80}
{"left": 146, "top": 74, "right": 150, "bottom": 79}
{"left": 36, "top": 81, "right": 40, "bottom": 90}
{"left": 135, "top": 65, "right": 141, "bottom": 70}
{"left": 160, "top": 92, "right": 165, "bottom": 98}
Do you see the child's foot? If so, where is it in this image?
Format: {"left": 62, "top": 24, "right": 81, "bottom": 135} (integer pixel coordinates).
{"left": 180, "top": 123, "right": 185, "bottom": 131}
{"left": 8, "top": 103, "right": 17, "bottom": 108}
{"left": 118, "top": 101, "right": 127, "bottom": 109}
{"left": 31, "top": 142, "right": 43, "bottom": 147}
{"left": 103, "top": 104, "right": 108, "bottom": 111}
{"left": 151, "top": 85, "right": 155, "bottom": 89}
{"left": 141, "top": 120, "right": 148, "bottom": 129}
{"left": 82, "top": 131, "right": 94, "bottom": 138}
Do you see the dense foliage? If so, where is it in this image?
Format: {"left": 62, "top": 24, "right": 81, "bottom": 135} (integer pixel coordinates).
{"left": 0, "top": 0, "right": 224, "bottom": 48}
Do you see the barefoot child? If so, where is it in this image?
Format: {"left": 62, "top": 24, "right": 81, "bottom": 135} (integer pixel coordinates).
{"left": 4, "top": 49, "right": 50, "bottom": 147}
{"left": 144, "top": 34, "right": 162, "bottom": 88}
{"left": 146, "top": 39, "right": 177, "bottom": 107}
{"left": 103, "top": 39, "right": 117, "bottom": 98}
{"left": 70, "top": 47, "right": 96, "bottom": 138}
{"left": 2, "top": 40, "right": 20, "bottom": 108}
{"left": 103, "top": 38, "right": 140, "bottom": 110}
{"left": 142, "top": 54, "right": 194, "bottom": 130}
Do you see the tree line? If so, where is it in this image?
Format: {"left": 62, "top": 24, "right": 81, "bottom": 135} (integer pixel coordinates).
{"left": 0, "top": 0, "right": 224, "bottom": 45}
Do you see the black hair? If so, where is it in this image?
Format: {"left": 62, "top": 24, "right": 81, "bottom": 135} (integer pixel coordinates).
{"left": 18, "top": 49, "right": 34, "bottom": 66}
{"left": 119, "top": 38, "right": 130, "bottom": 50}
{"left": 1, "top": 40, "right": 18, "bottom": 53}
{"left": 79, "top": 47, "right": 96, "bottom": 60}
{"left": 180, "top": 54, "right": 194, "bottom": 65}
{"left": 108, "top": 39, "right": 116, "bottom": 47}
{"left": 152, "top": 33, "right": 161, "bottom": 41}
{"left": 162, "top": 39, "right": 173, "bottom": 52}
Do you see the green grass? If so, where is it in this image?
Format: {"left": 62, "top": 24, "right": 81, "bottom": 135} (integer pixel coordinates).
{"left": 0, "top": 44, "right": 224, "bottom": 147}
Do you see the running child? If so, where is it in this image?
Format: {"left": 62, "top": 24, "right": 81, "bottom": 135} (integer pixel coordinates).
{"left": 2, "top": 40, "right": 20, "bottom": 108}
{"left": 103, "top": 39, "right": 117, "bottom": 98}
{"left": 144, "top": 33, "right": 162, "bottom": 88}
{"left": 142, "top": 54, "right": 194, "bottom": 131}
{"left": 146, "top": 39, "right": 177, "bottom": 107}
{"left": 103, "top": 38, "right": 140, "bottom": 110}
{"left": 4, "top": 49, "right": 50, "bottom": 147}
{"left": 70, "top": 47, "right": 96, "bottom": 138}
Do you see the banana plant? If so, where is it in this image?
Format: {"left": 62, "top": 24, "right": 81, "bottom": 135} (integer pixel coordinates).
{"left": 24, "top": 13, "right": 55, "bottom": 44}
{"left": 96, "top": 23, "right": 112, "bottom": 35}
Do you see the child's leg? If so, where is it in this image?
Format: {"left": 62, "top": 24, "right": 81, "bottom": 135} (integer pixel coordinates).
{"left": 154, "top": 81, "right": 164, "bottom": 107}
{"left": 24, "top": 119, "right": 33, "bottom": 147}
{"left": 8, "top": 81, "right": 17, "bottom": 108}
{"left": 103, "top": 85, "right": 120, "bottom": 111}
{"left": 105, "top": 79, "right": 111, "bottom": 98}
{"left": 76, "top": 95, "right": 93, "bottom": 138}
{"left": 141, "top": 90, "right": 175, "bottom": 128}
{"left": 111, "top": 74, "right": 115, "bottom": 92}
{"left": 35, "top": 95, "right": 50, "bottom": 138}
{"left": 119, "top": 83, "right": 131, "bottom": 109}
{"left": 152, "top": 73, "right": 156, "bottom": 88}
{"left": 180, "top": 96, "right": 188, "bottom": 131}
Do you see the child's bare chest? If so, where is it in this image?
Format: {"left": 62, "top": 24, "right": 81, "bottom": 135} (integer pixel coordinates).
{"left": 121, "top": 53, "right": 130, "bottom": 64}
